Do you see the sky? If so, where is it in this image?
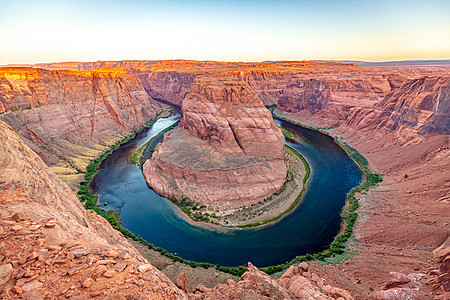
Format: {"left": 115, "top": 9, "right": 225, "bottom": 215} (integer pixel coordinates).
{"left": 1, "top": 0, "right": 449, "bottom": 64}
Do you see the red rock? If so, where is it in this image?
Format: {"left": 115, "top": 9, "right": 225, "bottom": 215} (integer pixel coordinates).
{"left": 21, "top": 279, "right": 43, "bottom": 292}
{"left": 369, "top": 288, "right": 415, "bottom": 300}
{"left": 1, "top": 61, "right": 448, "bottom": 300}
{"left": 137, "top": 264, "right": 153, "bottom": 273}
{"left": 323, "top": 284, "right": 354, "bottom": 300}
{"left": 93, "top": 265, "right": 107, "bottom": 279}
{"left": 434, "top": 237, "right": 450, "bottom": 261}
{"left": 67, "top": 263, "right": 88, "bottom": 276}
{"left": 47, "top": 245, "right": 62, "bottom": 252}
{"left": 12, "top": 285, "right": 23, "bottom": 294}
{"left": 103, "top": 269, "right": 116, "bottom": 278}
{"left": 71, "top": 249, "right": 92, "bottom": 258}
{"left": 113, "top": 262, "right": 127, "bottom": 272}
{"left": 299, "top": 262, "right": 309, "bottom": 272}
{"left": 11, "top": 212, "right": 26, "bottom": 222}
{"left": 193, "top": 283, "right": 211, "bottom": 293}
{"left": 28, "top": 224, "right": 41, "bottom": 231}
{"left": 82, "top": 277, "right": 94, "bottom": 288}
{"left": 103, "top": 292, "right": 127, "bottom": 300}
{"left": 97, "top": 259, "right": 116, "bottom": 265}
{"left": 44, "top": 220, "right": 56, "bottom": 228}
{"left": 174, "top": 272, "right": 189, "bottom": 293}
{"left": 11, "top": 224, "right": 23, "bottom": 231}
{"left": 0, "top": 263, "right": 13, "bottom": 290}
{"left": 384, "top": 272, "right": 410, "bottom": 289}
{"left": 107, "top": 249, "right": 120, "bottom": 258}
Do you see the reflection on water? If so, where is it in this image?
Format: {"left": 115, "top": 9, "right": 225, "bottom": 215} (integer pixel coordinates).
{"left": 92, "top": 115, "right": 362, "bottom": 267}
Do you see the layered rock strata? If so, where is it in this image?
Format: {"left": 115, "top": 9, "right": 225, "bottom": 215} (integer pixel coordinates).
{"left": 143, "top": 75, "right": 286, "bottom": 209}
{"left": 0, "top": 68, "right": 162, "bottom": 189}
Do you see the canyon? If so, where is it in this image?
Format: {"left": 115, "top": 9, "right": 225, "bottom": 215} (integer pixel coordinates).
{"left": 0, "top": 60, "right": 449, "bottom": 299}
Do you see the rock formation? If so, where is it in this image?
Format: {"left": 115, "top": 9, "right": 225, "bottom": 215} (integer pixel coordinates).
{"left": 0, "top": 120, "right": 186, "bottom": 299}
{"left": 345, "top": 76, "right": 450, "bottom": 136}
{"left": 138, "top": 71, "right": 194, "bottom": 106}
{"left": 427, "top": 237, "right": 450, "bottom": 299}
{"left": 0, "top": 67, "right": 162, "bottom": 189}
{"left": 143, "top": 75, "right": 286, "bottom": 209}
{"left": 189, "top": 262, "right": 354, "bottom": 300}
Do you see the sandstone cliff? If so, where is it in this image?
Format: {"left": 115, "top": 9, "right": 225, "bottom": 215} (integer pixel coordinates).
{"left": 138, "top": 71, "right": 194, "bottom": 106}
{"left": 272, "top": 81, "right": 449, "bottom": 299}
{"left": 0, "top": 67, "right": 162, "bottom": 189}
{"left": 0, "top": 120, "right": 186, "bottom": 299}
{"left": 143, "top": 75, "right": 286, "bottom": 210}
{"left": 345, "top": 76, "right": 450, "bottom": 136}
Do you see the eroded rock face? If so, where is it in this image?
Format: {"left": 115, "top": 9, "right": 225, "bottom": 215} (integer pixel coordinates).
{"left": 346, "top": 76, "right": 450, "bottom": 136}
{"left": 369, "top": 272, "right": 425, "bottom": 300}
{"left": 143, "top": 75, "right": 286, "bottom": 209}
{"left": 180, "top": 76, "right": 285, "bottom": 158}
{"left": 427, "top": 237, "right": 450, "bottom": 299}
{"left": 139, "top": 71, "right": 194, "bottom": 106}
{"left": 0, "top": 120, "right": 186, "bottom": 299}
{"left": 0, "top": 68, "right": 161, "bottom": 166}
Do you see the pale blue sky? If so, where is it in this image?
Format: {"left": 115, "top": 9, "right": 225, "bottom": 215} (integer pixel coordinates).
{"left": 1, "top": 0, "right": 449, "bottom": 64}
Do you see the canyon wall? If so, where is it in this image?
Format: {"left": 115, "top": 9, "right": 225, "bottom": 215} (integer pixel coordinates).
{"left": 138, "top": 71, "right": 194, "bottom": 106}
{"left": 0, "top": 118, "right": 361, "bottom": 300}
{"left": 271, "top": 75, "right": 450, "bottom": 299}
{"left": 345, "top": 76, "right": 450, "bottom": 136}
{"left": 0, "top": 67, "right": 162, "bottom": 189}
{"left": 143, "top": 75, "right": 286, "bottom": 210}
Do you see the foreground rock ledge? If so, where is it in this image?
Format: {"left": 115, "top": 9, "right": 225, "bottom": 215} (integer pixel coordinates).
{"left": 143, "top": 75, "right": 287, "bottom": 210}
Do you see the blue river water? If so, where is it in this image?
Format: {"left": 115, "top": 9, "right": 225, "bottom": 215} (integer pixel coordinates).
{"left": 92, "top": 113, "right": 362, "bottom": 267}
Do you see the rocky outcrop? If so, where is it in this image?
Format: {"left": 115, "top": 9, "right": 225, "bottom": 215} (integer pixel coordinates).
{"left": 0, "top": 120, "right": 186, "bottom": 299}
{"left": 143, "top": 75, "right": 286, "bottom": 209}
{"left": 345, "top": 76, "right": 450, "bottom": 136}
{"left": 427, "top": 237, "right": 450, "bottom": 299}
{"left": 189, "top": 262, "right": 354, "bottom": 299}
{"left": 1, "top": 60, "right": 449, "bottom": 299}
{"left": 369, "top": 272, "right": 425, "bottom": 299}
{"left": 180, "top": 75, "right": 285, "bottom": 158}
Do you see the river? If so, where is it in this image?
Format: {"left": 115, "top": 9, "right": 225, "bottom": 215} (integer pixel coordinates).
{"left": 91, "top": 112, "right": 362, "bottom": 267}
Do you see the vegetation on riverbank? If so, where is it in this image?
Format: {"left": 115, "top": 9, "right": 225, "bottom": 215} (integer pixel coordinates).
{"left": 77, "top": 110, "right": 248, "bottom": 277}
{"left": 162, "top": 145, "right": 310, "bottom": 228}
{"left": 78, "top": 108, "right": 382, "bottom": 278}
{"left": 239, "top": 145, "right": 310, "bottom": 227}
{"left": 277, "top": 124, "right": 293, "bottom": 138}
{"left": 130, "top": 121, "right": 180, "bottom": 167}
{"left": 257, "top": 111, "right": 383, "bottom": 275}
